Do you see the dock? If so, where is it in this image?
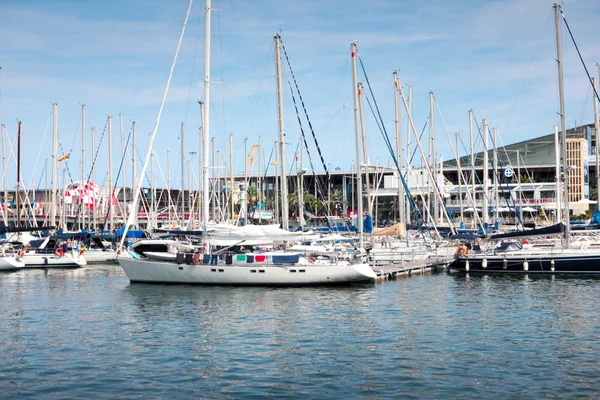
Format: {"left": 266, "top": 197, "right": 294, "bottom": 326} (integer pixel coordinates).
{"left": 373, "top": 257, "right": 453, "bottom": 281}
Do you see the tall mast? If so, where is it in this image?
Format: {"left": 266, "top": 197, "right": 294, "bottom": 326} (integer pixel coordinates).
{"left": 351, "top": 43, "right": 364, "bottom": 249}
{"left": 457, "top": 132, "right": 464, "bottom": 224}
{"left": 131, "top": 121, "right": 137, "bottom": 228}
{"left": 469, "top": 109, "right": 475, "bottom": 216}
{"left": 274, "top": 34, "right": 289, "bottom": 231}
{"left": 120, "top": 113, "right": 127, "bottom": 227}
{"left": 202, "top": 0, "right": 211, "bottom": 227}
{"left": 1, "top": 124, "right": 7, "bottom": 223}
{"left": 180, "top": 121, "right": 185, "bottom": 223}
{"left": 554, "top": 124, "right": 561, "bottom": 224}
{"left": 593, "top": 77, "right": 599, "bottom": 209}
{"left": 555, "top": 3, "right": 570, "bottom": 246}
{"left": 429, "top": 91, "right": 437, "bottom": 224}
{"left": 393, "top": 72, "right": 404, "bottom": 224}
{"left": 358, "top": 82, "right": 372, "bottom": 217}
{"left": 167, "top": 150, "right": 172, "bottom": 227}
{"left": 81, "top": 104, "right": 86, "bottom": 230}
{"left": 493, "top": 127, "right": 499, "bottom": 224}
{"left": 91, "top": 125, "right": 96, "bottom": 231}
{"left": 16, "top": 121, "right": 21, "bottom": 227}
{"left": 229, "top": 133, "right": 233, "bottom": 223}
{"left": 51, "top": 103, "right": 58, "bottom": 228}
{"left": 108, "top": 115, "right": 113, "bottom": 231}
{"left": 482, "top": 118, "right": 489, "bottom": 227}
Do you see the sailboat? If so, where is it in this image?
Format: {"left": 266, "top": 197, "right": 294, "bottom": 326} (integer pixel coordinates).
{"left": 117, "top": 1, "right": 375, "bottom": 285}
{"left": 449, "top": 4, "right": 600, "bottom": 274}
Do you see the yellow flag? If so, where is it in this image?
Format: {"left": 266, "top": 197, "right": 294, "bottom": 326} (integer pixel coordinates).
{"left": 247, "top": 144, "right": 259, "bottom": 165}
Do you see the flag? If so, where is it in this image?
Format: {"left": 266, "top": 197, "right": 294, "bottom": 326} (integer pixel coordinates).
{"left": 58, "top": 152, "right": 70, "bottom": 162}
{"left": 335, "top": 166, "right": 341, "bottom": 171}
{"left": 247, "top": 144, "right": 259, "bottom": 165}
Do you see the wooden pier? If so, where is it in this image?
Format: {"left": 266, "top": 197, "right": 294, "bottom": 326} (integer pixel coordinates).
{"left": 373, "top": 257, "right": 453, "bottom": 281}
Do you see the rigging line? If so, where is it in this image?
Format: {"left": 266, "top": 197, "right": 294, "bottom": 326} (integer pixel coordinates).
{"left": 361, "top": 61, "right": 430, "bottom": 234}
{"left": 561, "top": 10, "right": 600, "bottom": 103}
{"left": 120, "top": 0, "right": 193, "bottom": 247}
{"left": 364, "top": 89, "right": 427, "bottom": 235}
{"left": 283, "top": 65, "right": 328, "bottom": 208}
{"left": 280, "top": 38, "right": 331, "bottom": 186}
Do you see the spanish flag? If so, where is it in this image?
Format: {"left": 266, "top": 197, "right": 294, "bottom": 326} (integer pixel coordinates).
{"left": 58, "top": 152, "right": 70, "bottom": 162}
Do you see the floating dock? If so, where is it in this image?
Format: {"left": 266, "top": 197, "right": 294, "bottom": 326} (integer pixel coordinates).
{"left": 373, "top": 257, "right": 453, "bottom": 281}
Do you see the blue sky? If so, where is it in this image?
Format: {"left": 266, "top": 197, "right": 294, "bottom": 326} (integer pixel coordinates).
{"left": 1, "top": 0, "right": 599, "bottom": 190}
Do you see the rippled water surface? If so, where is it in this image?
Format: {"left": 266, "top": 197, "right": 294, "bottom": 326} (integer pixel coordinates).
{"left": 1, "top": 265, "right": 600, "bottom": 398}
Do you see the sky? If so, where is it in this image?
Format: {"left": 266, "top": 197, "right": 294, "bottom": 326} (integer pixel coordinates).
{"left": 1, "top": 0, "right": 600, "bottom": 190}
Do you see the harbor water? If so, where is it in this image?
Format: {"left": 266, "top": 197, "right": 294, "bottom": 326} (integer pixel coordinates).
{"left": 1, "top": 265, "right": 599, "bottom": 398}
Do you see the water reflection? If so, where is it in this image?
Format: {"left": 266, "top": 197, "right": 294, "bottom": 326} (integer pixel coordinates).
{"left": 1, "top": 266, "right": 600, "bottom": 398}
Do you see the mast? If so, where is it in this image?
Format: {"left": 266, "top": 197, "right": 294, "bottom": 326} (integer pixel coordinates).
{"left": 457, "top": 132, "right": 463, "bottom": 224}
{"left": 120, "top": 113, "right": 127, "bottom": 227}
{"left": 1, "top": 124, "right": 7, "bottom": 223}
{"left": 518, "top": 149, "right": 523, "bottom": 224}
{"left": 108, "top": 115, "right": 114, "bottom": 231}
{"left": 91, "top": 125, "right": 96, "bottom": 231}
{"left": 406, "top": 85, "right": 413, "bottom": 223}
{"left": 358, "top": 82, "right": 372, "bottom": 217}
{"left": 555, "top": 3, "right": 570, "bottom": 246}
{"left": 429, "top": 91, "right": 437, "bottom": 224}
{"left": 593, "top": 77, "right": 599, "bottom": 210}
{"left": 274, "top": 34, "right": 289, "bottom": 231}
{"left": 131, "top": 121, "right": 137, "bottom": 228}
{"left": 229, "top": 133, "right": 233, "bottom": 223}
{"left": 482, "top": 118, "right": 489, "bottom": 227}
{"left": 167, "top": 150, "right": 172, "bottom": 227}
{"left": 299, "top": 137, "right": 305, "bottom": 227}
{"left": 469, "top": 109, "right": 475, "bottom": 219}
{"left": 351, "top": 43, "right": 364, "bottom": 249}
{"left": 81, "top": 104, "right": 86, "bottom": 230}
{"left": 202, "top": 0, "right": 211, "bottom": 228}
{"left": 554, "top": 124, "right": 561, "bottom": 224}
{"left": 51, "top": 103, "right": 58, "bottom": 228}
{"left": 16, "top": 121, "right": 21, "bottom": 227}
{"left": 493, "top": 127, "right": 499, "bottom": 224}
{"left": 180, "top": 121, "right": 185, "bottom": 223}
{"left": 393, "top": 72, "right": 404, "bottom": 224}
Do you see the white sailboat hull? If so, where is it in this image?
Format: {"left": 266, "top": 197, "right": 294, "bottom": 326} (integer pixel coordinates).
{"left": 118, "top": 257, "right": 376, "bottom": 285}
{"left": 21, "top": 252, "right": 87, "bottom": 268}
{"left": 79, "top": 249, "right": 118, "bottom": 264}
{"left": 0, "top": 256, "right": 25, "bottom": 271}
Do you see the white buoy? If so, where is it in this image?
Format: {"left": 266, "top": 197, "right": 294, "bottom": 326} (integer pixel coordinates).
{"left": 523, "top": 261, "right": 529, "bottom": 271}
{"left": 465, "top": 260, "right": 470, "bottom": 272}
{"left": 503, "top": 259, "right": 507, "bottom": 269}
{"left": 482, "top": 259, "right": 487, "bottom": 268}
{"left": 550, "top": 260, "right": 555, "bottom": 272}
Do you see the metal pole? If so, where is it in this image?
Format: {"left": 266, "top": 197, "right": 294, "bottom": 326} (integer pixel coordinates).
{"left": 555, "top": 3, "right": 570, "bottom": 246}
{"left": 457, "top": 132, "right": 463, "bottom": 224}
{"left": 593, "top": 77, "right": 599, "bottom": 205}
{"left": 16, "top": 121, "right": 21, "bottom": 227}
{"left": 274, "top": 34, "right": 289, "bottom": 231}
{"left": 81, "top": 104, "right": 86, "bottom": 230}
{"left": 91, "top": 125, "right": 96, "bottom": 231}
{"left": 483, "top": 118, "right": 489, "bottom": 227}
{"left": 51, "top": 103, "right": 58, "bottom": 227}
{"left": 351, "top": 43, "right": 364, "bottom": 250}
{"left": 108, "top": 116, "right": 113, "bottom": 231}
{"left": 393, "top": 72, "right": 403, "bottom": 224}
